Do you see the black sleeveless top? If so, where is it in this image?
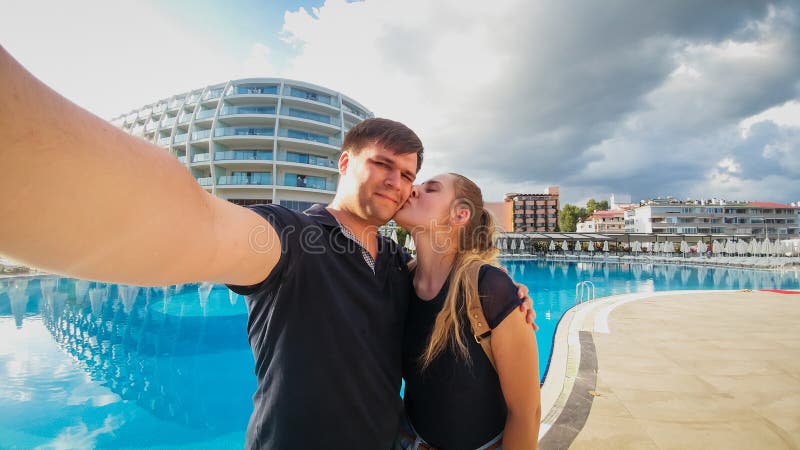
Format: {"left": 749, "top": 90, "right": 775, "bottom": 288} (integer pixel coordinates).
{"left": 402, "top": 265, "right": 523, "bottom": 449}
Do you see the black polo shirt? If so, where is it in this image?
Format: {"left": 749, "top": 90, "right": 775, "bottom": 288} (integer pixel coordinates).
{"left": 227, "top": 204, "right": 411, "bottom": 450}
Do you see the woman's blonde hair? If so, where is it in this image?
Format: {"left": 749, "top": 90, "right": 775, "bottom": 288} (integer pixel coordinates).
{"left": 418, "top": 173, "right": 501, "bottom": 369}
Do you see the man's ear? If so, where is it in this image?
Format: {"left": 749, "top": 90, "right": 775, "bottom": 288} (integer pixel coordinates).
{"left": 338, "top": 151, "right": 350, "bottom": 175}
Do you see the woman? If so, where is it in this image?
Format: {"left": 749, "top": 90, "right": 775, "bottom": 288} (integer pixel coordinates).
{"left": 394, "top": 173, "right": 541, "bottom": 450}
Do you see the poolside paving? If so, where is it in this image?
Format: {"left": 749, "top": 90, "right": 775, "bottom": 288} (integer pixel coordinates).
{"left": 567, "top": 291, "right": 800, "bottom": 450}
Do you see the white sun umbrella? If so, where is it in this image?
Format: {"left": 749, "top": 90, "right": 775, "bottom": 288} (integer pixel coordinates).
{"left": 602, "top": 241, "right": 609, "bottom": 252}
{"left": 680, "top": 240, "right": 689, "bottom": 255}
{"left": 747, "top": 239, "right": 758, "bottom": 255}
{"left": 632, "top": 240, "right": 641, "bottom": 252}
{"left": 575, "top": 240, "right": 582, "bottom": 252}
{"left": 736, "top": 240, "right": 748, "bottom": 255}
{"left": 405, "top": 235, "right": 416, "bottom": 252}
{"left": 712, "top": 240, "right": 721, "bottom": 254}
{"left": 519, "top": 240, "right": 525, "bottom": 252}
{"left": 588, "top": 240, "right": 595, "bottom": 252}
{"left": 549, "top": 240, "right": 556, "bottom": 251}
{"left": 760, "top": 238, "right": 770, "bottom": 256}
{"left": 652, "top": 242, "right": 660, "bottom": 253}
{"left": 697, "top": 239, "right": 707, "bottom": 254}
{"left": 390, "top": 229, "right": 398, "bottom": 243}
{"left": 725, "top": 240, "right": 736, "bottom": 255}
{"left": 662, "top": 242, "right": 673, "bottom": 254}
{"left": 502, "top": 238, "right": 508, "bottom": 252}
{"left": 562, "top": 240, "right": 569, "bottom": 251}
{"left": 510, "top": 239, "right": 517, "bottom": 251}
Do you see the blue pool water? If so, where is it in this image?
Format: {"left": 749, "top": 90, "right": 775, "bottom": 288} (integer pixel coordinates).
{"left": 0, "top": 261, "right": 798, "bottom": 448}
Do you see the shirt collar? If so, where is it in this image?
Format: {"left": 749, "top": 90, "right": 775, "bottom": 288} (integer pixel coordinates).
{"left": 303, "top": 203, "right": 339, "bottom": 228}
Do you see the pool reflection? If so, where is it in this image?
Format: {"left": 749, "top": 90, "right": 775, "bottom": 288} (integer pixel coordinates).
{"left": 0, "top": 277, "right": 255, "bottom": 437}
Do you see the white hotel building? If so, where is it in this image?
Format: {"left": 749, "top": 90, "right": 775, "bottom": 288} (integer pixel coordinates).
{"left": 111, "top": 78, "right": 372, "bottom": 210}
{"left": 624, "top": 198, "right": 800, "bottom": 238}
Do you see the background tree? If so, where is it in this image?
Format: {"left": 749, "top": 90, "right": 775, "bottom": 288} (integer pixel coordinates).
{"left": 396, "top": 227, "right": 409, "bottom": 247}
{"left": 585, "top": 198, "right": 610, "bottom": 215}
{"left": 559, "top": 204, "right": 584, "bottom": 232}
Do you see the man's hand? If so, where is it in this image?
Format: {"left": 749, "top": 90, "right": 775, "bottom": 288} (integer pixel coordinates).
{"left": 515, "top": 282, "right": 538, "bottom": 331}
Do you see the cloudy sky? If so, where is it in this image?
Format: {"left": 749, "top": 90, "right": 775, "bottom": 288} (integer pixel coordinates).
{"left": 2, "top": 0, "right": 799, "bottom": 205}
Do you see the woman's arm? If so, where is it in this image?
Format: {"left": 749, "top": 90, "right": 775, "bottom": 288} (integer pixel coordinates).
{"left": 492, "top": 309, "right": 541, "bottom": 449}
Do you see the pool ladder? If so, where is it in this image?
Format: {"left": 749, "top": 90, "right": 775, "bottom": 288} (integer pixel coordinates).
{"left": 575, "top": 281, "right": 596, "bottom": 304}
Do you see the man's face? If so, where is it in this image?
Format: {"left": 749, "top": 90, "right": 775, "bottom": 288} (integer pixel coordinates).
{"left": 339, "top": 144, "right": 418, "bottom": 225}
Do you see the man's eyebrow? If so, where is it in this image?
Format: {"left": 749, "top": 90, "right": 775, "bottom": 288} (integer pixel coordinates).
{"left": 374, "top": 155, "right": 416, "bottom": 179}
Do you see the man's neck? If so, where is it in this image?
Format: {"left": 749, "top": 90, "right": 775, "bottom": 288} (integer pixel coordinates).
{"left": 326, "top": 204, "right": 380, "bottom": 256}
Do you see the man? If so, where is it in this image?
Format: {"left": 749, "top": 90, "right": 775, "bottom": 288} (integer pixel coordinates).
{"left": 0, "top": 46, "right": 532, "bottom": 449}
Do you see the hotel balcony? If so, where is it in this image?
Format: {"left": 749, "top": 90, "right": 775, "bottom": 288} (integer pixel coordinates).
{"left": 217, "top": 173, "right": 272, "bottom": 186}
{"left": 278, "top": 128, "right": 341, "bottom": 149}
{"left": 196, "top": 109, "right": 216, "bottom": 120}
{"left": 202, "top": 88, "right": 223, "bottom": 101}
{"left": 191, "top": 153, "right": 210, "bottom": 164}
{"left": 284, "top": 86, "right": 339, "bottom": 108}
{"left": 219, "top": 105, "right": 277, "bottom": 118}
{"left": 214, "top": 150, "right": 273, "bottom": 162}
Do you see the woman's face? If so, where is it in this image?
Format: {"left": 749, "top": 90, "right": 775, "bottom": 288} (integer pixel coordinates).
{"left": 394, "top": 173, "right": 458, "bottom": 231}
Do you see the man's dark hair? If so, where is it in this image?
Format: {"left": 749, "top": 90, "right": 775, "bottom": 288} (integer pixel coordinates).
{"left": 342, "top": 118, "right": 424, "bottom": 172}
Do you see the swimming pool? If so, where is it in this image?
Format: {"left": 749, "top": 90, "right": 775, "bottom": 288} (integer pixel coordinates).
{"left": 1, "top": 261, "right": 798, "bottom": 448}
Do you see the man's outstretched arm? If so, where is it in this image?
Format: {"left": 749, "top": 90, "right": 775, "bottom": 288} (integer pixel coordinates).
{"left": 0, "top": 46, "right": 280, "bottom": 287}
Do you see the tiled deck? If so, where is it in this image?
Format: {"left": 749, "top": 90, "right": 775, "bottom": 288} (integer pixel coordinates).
{"left": 540, "top": 290, "right": 800, "bottom": 449}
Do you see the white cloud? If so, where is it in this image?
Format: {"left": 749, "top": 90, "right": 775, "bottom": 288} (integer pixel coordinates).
{"left": 740, "top": 100, "right": 800, "bottom": 137}
{"left": 0, "top": 0, "right": 273, "bottom": 118}
{"left": 277, "top": 0, "right": 800, "bottom": 204}
{"left": 1, "top": 0, "right": 797, "bottom": 204}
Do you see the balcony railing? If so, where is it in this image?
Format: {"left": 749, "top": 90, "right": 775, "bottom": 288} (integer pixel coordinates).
{"left": 215, "top": 150, "right": 272, "bottom": 161}
{"left": 191, "top": 129, "right": 212, "bottom": 141}
{"left": 157, "top": 136, "right": 171, "bottom": 145}
{"left": 279, "top": 153, "right": 336, "bottom": 168}
{"left": 278, "top": 128, "right": 340, "bottom": 146}
{"left": 285, "top": 87, "right": 338, "bottom": 106}
{"left": 174, "top": 133, "right": 188, "bottom": 143}
{"left": 196, "top": 109, "right": 216, "bottom": 120}
{"left": 177, "top": 156, "right": 187, "bottom": 163}
{"left": 161, "top": 117, "right": 176, "bottom": 127}
{"left": 280, "top": 107, "right": 340, "bottom": 125}
{"left": 218, "top": 174, "right": 272, "bottom": 185}
{"left": 229, "top": 85, "right": 279, "bottom": 95}
{"left": 131, "top": 126, "right": 144, "bottom": 135}
{"left": 178, "top": 114, "right": 192, "bottom": 124}
{"left": 196, "top": 177, "right": 213, "bottom": 186}
{"left": 215, "top": 127, "right": 274, "bottom": 137}
{"left": 342, "top": 102, "right": 367, "bottom": 119}
{"left": 280, "top": 175, "right": 332, "bottom": 191}
{"left": 186, "top": 94, "right": 199, "bottom": 105}
{"left": 219, "top": 106, "right": 276, "bottom": 116}
{"left": 145, "top": 122, "right": 158, "bottom": 132}
{"left": 192, "top": 153, "right": 210, "bottom": 163}
{"left": 167, "top": 99, "right": 184, "bottom": 109}
{"left": 202, "top": 88, "right": 223, "bottom": 100}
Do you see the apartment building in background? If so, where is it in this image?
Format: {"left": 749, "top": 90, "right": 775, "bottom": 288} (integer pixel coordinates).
{"left": 576, "top": 209, "right": 627, "bottom": 233}
{"left": 624, "top": 198, "right": 800, "bottom": 237}
{"left": 505, "top": 187, "right": 560, "bottom": 232}
{"left": 111, "top": 78, "right": 372, "bottom": 211}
